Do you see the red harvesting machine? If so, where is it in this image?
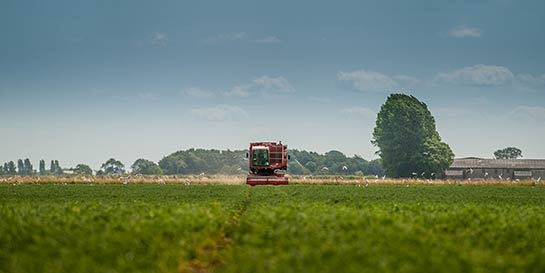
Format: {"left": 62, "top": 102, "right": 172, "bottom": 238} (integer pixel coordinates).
{"left": 246, "top": 141, "right": 289, "bottom": 186}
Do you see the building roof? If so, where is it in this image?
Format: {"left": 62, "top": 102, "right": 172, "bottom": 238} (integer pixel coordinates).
{"left": 451, "top": 157, "right": 545, "bottom": 169}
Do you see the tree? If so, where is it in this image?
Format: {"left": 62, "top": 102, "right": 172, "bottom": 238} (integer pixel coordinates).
{"left": 73, "top": 164, "right": 93, "bottom": 175}
{"left": 39, "top": 160, "right": 46, "bottom": 175}
{"left": 131, "top": 159, "right": 162, "bottom": 175}
{"left": 23, "top": 158, "right": 33, "bottom": 175}
{"left": 6, "top": 161, "right": 16, "bottom": 175}
{"left": 372, "top": 93, "right": 454, "bottom": 178}
{"left": 494, "top": 147, "right": 522, "bottom": 159}
{"left": 50, "top": 160, "right": 63, "bottom": 175}
{"left": 50, "top": 160, "right": 56, "bottom": 175}
{"left": 17, "top": 159, "right": 24, "bottom": 175}
{"left": 98, "top": 158, "right": 125, "bottom": 175}
{"left": 0, "top": 165, "right": 4, "bottom": 175}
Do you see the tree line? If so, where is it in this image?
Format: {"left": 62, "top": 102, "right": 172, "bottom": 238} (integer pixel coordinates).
{"left": 0, "top": 149, "right": 385, "bottom": 176}
{"left": 0, "top": 159, "right": 66, "bottom": 175}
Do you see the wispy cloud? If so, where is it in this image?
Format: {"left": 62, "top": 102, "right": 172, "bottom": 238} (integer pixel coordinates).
{"left": 150, "top": 32, "right": 168, "bottom": 47}
{"left": 255, "top": 36, "right": 281, "bottom": 43}
{"left": 513, "top": 74, "right": 545, "bottom": 92}
{"left": 449, "top": 26, "right": 482, "bottom": 38}
{"left": 190, "top": 105, "right": 248, "bottom": 121}
{"left": 436, "top": 64, "right": 514, "bottom": 86}
{"left": 206, "top": 32, "right": 247, "bottom": 43}
{"left": 224, "top": 76, "right": 294, "bottom": 97}
{"left": 181, "top": 87, "right": 215, "bottom": 98}
{"left": 338, "top": 70, "right": 415, "bottom": 93}
{"left": 510, "top": 106, "right": 545, "bottom": 122}
{"left": 340, "top": 107, "right": 376, "bottom": 119}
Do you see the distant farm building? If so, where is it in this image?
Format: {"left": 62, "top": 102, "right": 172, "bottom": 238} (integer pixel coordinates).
{"left": 444, "top": 157, "right": 545, "bottom": 180}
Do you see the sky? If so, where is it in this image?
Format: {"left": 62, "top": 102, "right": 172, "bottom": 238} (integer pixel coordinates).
{"left": 1, "top": 0, "right": 544, "bottom": 170}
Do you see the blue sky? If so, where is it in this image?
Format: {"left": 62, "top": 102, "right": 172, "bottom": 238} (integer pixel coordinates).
{"left": 1, "top": 0, "right": 544, "bottom": 170}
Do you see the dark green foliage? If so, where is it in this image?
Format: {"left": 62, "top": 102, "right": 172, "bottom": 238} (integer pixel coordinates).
{"left": 1, "top": 185, "right": 545, "bottom": 273}
{"left": 158, "top": 148, "right": 383, "bottom": 176}
{"left": 98, "top": 158, "right": 125, "bottom": 175}
{"left": 2, "top": 149, "right": 382, "bottom": 177}
{"left": 73, "top": 164, "right": 93, "bottom": 175}
{"left": 6, "top": 161, "right": 16, "bottom": 175}
{"left": 288, "top": 150, "right": 384, "bottom": 176}
{"left": 159, "top": 149, "right": 247, "bottom": 175}
{"left": 494, "top": 147, "right": 522, "bottom": 159}
{"left": 373, "top": 94, "right": 454, "bottom": 178}
{"left": 49, "top": 160, "right": 63, "bottom": 175}
{"left": 17, "top": 160, "right": 24, "bottom": 175}
{"left": 39, "top": 160, "right": 46, "bottom": 175}
{"left": 130, "top": 159, "right": 163, "bottom": 175}
{"left": 23, "top": 159, "right": 33, "bottom": 175}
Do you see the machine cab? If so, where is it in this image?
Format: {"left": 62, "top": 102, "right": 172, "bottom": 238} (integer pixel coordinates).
{"left": 251, "top": 146, "right": 269, "bottom": 166}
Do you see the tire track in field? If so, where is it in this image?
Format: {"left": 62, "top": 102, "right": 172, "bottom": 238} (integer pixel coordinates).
{"left": 178, "top": 187, "right": 253, "bottom": 273}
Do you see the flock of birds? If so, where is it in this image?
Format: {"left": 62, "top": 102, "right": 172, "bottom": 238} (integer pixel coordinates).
{"left": 1, "top": 164, "right": 542, "bottom": 187}
{"left": 463, "top": 168, "right": 542, "bottom": 185}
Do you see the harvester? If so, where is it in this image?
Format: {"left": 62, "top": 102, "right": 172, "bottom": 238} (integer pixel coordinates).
{"left": 246, "top": 141, "right": 289, "bottom": 186}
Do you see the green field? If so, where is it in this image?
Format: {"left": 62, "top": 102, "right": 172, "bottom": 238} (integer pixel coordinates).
{"left": 1, "top": 184, "right": 545, "bottom": 273}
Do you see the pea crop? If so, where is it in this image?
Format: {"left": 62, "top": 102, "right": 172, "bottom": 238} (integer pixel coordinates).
{"left": 1, "top": 184, "right": 544, "bottom": 273}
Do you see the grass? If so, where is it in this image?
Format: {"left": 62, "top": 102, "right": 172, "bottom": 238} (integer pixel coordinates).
{"left": 1, "top": 184, "right": 545, "bottom": 273}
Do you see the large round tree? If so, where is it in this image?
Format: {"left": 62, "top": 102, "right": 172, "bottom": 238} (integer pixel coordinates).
{"left": 372, "top": 94, "right": 454, "bottom": 178}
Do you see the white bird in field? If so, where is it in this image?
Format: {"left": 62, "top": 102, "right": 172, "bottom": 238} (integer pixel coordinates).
{"left": 411, "top": 172, "right": 417, "bottom": 176}
{"left": 382, "top": 175, "right": 386, "bottom": 180}
{"left": 499, "top": 174, "right": 503, "bottom": 180}
{"left": 119, "top": 176, "right": 129, "bottom": 185}
{"left": 364, "top": 182, "right": 369, "bottom": 188}
{"left": 421, "top": 172, "right": 425, "bottom": 177}
{"left": 342, "top": 165, "right": 348, "bottom": 171}
{"left": 237, "top": 167, "right": 242, "bottom": 171}
{"left": 538, "top": 177, "right": 542, "bottom": 183}
{"left": 199, "top": 172, "right": 206, "bottom": 176}
{"left": 484, "top": 172, "right": 489, "bottom": 177}
{"left": 321, "top": 167, "right": 329, "bottom": 171}
{"left": 374, "top": 175, "right": 379, "bottom": 179}
{"left": 469, "top": 168, "right": 474, "bottom": 174}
